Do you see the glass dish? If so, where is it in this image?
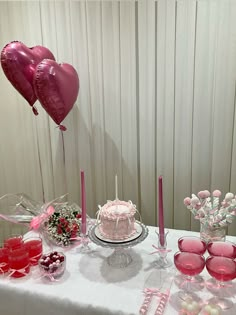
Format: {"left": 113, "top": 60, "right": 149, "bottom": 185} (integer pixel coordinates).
{"left": 38, "top": 251, "right": 66, "bottom": 280}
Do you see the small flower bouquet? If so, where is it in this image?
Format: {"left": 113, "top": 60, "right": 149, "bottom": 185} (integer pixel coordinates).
{"left": 184, "top": 190, "right": 236, "bottom": 241}
{"left": 43, "top": 203, "right": 81, "bottom": 246}
{"left": 0, "top": 193, "right": 84, "bottom": 247}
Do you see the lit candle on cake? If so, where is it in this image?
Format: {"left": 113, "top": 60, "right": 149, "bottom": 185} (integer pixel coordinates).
{"left": 158, "top": 176, "right": 165, "bottom": 246}
{"left": 80, "top": 170, "right": 87, "bottom": 235}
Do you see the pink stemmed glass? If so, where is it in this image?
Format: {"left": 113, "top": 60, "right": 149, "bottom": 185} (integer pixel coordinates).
{"left": 206, "top": 256, "right": 236, "bottom": 310}
{"left": 178, "top": 236, "right": 207, "bottom": 255}
{"left": 174, "top": 251, "right": 205, "bottom": 301}
{"left": 207, "top": 241, "right": 236, "bottom": 259}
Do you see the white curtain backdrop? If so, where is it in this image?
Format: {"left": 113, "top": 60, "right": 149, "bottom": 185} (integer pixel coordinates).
{"left": 0, "top": 0, "right": 236, "bottom": 235}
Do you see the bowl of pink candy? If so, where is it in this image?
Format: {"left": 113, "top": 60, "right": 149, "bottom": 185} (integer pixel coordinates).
{"left": 38, "top": 251, "right": 66, "bottom": 279}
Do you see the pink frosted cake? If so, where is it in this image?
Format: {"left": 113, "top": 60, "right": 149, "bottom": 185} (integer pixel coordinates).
{"left": 97, "top": 199, "right": 137, "bottom": 240}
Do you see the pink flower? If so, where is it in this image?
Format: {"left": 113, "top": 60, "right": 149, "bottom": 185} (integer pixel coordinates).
{"left": 198, "top": 190, "right": 210, "bottom": 199}
{"left": 71, "top": 231, "right": 77, "bottom": 238}
{"left": 197, "top": 191, "right": 206, "bottom": 199}
{"left": 183, "top": 197, "right": 191, "bottom": 206}
{"left": 204, "top": 190, "right": 211, "bottom": 198}
{"left": 213, "top": 190, "right": 221, "bottom": 197}
{"left": 57, "top": 227, "right": 62, "bottom": 234}
{"left": 72, "top": 224, "right": 78, "bottom": 231}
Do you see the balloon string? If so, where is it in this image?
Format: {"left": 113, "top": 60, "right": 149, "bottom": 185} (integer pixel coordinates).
{"left": 61, "top": 131, "right": 68, "bottom": 199}
{"left": 35, "top": 116, "right": 45, "bottom": 203}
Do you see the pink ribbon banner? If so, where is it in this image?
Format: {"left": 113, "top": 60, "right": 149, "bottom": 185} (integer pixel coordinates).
{"left": 140, "top": 288, "right": 170, "bottom": 315}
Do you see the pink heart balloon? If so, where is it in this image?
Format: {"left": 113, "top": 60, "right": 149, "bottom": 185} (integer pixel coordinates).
{"left": 33, "top": 59, "right": 79, "bottom": 130}
{"left": 1, "top": 41, "right": 55, "bottom": 115}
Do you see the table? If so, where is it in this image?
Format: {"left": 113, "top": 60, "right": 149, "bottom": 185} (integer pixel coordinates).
{"left": 0, "top": 226, "right": 235, "bottom": 315}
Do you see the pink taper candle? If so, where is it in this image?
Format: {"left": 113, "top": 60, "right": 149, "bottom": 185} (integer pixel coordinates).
{"left": 80, "top": 170, "right": 87, "bottom": 235}
{"left": 158, "top": 176, "right": 165, "bottom": 246}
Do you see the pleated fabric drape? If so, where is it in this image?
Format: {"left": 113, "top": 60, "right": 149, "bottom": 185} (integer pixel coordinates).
{"left": 0, "top": 0, "right": 236, "bottom": 235}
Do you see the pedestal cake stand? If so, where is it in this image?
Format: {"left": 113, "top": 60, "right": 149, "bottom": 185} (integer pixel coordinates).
{"left": 88, "top": 221, "right": 149, "bottom": 268}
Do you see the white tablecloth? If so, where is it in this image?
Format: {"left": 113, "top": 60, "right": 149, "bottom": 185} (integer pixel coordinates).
{"left": 0, "top": 226, "right": 235, "bottom": 315}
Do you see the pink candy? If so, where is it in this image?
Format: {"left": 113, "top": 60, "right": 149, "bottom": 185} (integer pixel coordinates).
{"left": 183, "top": 197, "right": 191, "bottom": 206}
{"left": 213, "top": 190, "right": 221, "bottom": 197}
{"left": 198, "top": 190, "right": 210, "bottom": 199}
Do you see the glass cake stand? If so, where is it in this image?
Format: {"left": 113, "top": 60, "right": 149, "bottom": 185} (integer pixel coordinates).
{"left": 88, "top": 221, "right": 149, "bottom": 268}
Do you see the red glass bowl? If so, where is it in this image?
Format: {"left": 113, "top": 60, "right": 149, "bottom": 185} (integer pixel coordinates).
{"left": 206, "top": 256, "right": 236, "bottom": 282}
{"left": 178, "top": 236, "right": 207, "bottom": 255}
{"left": 207, "top": 241, "right": 236, "bottom": 259}
{"left": 174, "top": 251, "right": 205, "bottom": 277}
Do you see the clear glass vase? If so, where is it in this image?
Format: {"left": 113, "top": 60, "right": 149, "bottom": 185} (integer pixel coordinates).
{"left": 200, "top": 223, "right": 226, "bottom": 243}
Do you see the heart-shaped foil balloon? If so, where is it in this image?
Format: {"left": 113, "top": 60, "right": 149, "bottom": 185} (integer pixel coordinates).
{"left": 0, "top": 41, "right": 55, "bottom": 115}
{"left": 33, "top": 59, "right": 79, "bottom": 130}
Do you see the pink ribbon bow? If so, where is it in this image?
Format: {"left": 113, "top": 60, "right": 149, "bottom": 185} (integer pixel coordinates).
{"left": 8, "top": 264, "right": 30, "bottom": 278}
{"left": 30, "top": 205, "right": 55, "bottom": 230}
{"left": 0, "top": 262, "right": 8, "bottom": 274}
{"left": 150, "top": 244, "right": 172, "bottom": 255}
{"left": 37, "top": 267, "right": 65, "bottom": 282}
